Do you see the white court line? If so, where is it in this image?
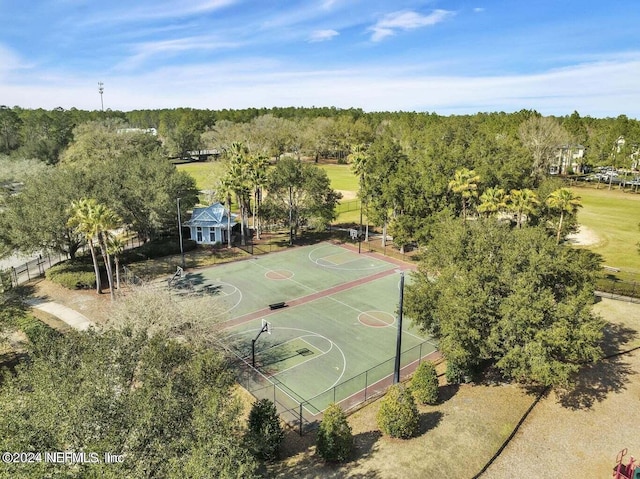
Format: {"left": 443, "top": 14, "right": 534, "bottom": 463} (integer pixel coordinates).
{"left": 308, "top": 245, "right": 387, "bottom": 271}
{"left": 300, "top": 335, "right": 332, "bottom": 355}
{"left": 250, "top": 256, "right": 429, "bottom": 343}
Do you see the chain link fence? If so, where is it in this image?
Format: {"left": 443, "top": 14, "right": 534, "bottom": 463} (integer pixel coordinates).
{"left": 226, "top": 339, "right": 438, "bottom": 435}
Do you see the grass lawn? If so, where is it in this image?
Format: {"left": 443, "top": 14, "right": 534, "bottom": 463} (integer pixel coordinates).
{"left": 571, "top": 185, "right": 640, "bottom": 274}
{"left": 317, "top": 164, "right": 359, "bottom": 193}
{"left": 176, "top": 161, "right": 226, "bottom": 191}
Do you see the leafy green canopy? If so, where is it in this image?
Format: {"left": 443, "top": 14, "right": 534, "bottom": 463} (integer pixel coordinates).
{"left": 405, "top": 219, "right": 604, "bottom": 387}
{"left": 0, "top": 328, "right": 258, "bottom": 479}
{"left": 262, "top": 157, "right": 342, "bottom": 236}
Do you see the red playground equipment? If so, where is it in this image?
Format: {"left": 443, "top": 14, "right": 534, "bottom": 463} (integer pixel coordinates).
{"left": 614, "top": 449, "right": 640, "bottom": 479}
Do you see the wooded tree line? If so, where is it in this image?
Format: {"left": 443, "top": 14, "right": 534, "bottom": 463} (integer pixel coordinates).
{"left": 2, "top": 105, "right": 639, "bottom": 166}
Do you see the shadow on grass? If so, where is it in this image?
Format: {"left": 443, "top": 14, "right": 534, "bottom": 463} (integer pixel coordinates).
{"left": 557, "top": 355, "right": 634, "bottom": 410}
{"left": 272, "top": 429, "right": 384, "bottom": 479}
{"left": 352, "top": 430, "right": 382, "bottom": 463}
{"left": 601, "top": 322, "right": 639, "bottom": 356}
{"left": 437, "top": 383, "right": 460, "bottom": 404}
{"left": 556, "top": 320, "right": 640, "bottom": 409}
{"left": 418, "top": 411, "right": 444, "bottom": 435}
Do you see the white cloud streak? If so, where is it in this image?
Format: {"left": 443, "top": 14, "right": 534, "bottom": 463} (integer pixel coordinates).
{"left": 308, "top": 29, "right": 339, "bottom": 42}
{"left": 369, "top": 9, "right": 455, "bottom": 42}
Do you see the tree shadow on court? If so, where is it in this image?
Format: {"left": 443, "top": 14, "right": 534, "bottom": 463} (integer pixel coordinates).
{"left": 418, "top": 411, "right": 443, "bottom": 435}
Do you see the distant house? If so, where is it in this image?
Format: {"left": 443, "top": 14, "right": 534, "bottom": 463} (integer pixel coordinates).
{"left": 183, "top": 202, "right": 236, "bottom": 245}
{"left": 550, "top": 144, "right": 585, "bottom": 175}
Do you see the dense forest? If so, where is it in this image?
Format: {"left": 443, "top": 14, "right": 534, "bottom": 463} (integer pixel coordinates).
{"left": 1, "top": 105, "right": 639, "bottom": 166}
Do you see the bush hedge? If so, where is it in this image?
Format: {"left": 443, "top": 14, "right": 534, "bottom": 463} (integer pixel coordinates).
{"left": 376, "top": 384, "right": 419, "bottom": 439}
{"left": 316, "top": 403, "right": 353, "bottom": 462}
{"left": 411, "top": 361, "right": 439, "bottom": 405}
{"left": 15, "top": 315, "right": 62, "bottom": 348}
{"left": 46, "top": 260, "right": 96, "bottom": 290}
{"left": 245, "top": 399, "right": 284, "bottom": 461}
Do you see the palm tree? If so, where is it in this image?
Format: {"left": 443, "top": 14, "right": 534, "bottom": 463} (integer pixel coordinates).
{"left": 448, "top": 168, "right": 481, "bottom": 221}
{"left": 349, "top": 144, "right": 369, "bottom": 240}
{"left": 545, "top": 188, "right": 582, "bottom": 243}
{"left": 478, "top": 187, "right": 508, "bottom": 217}
{"left": 248, "top": 154, "right": 269, "bottom": 240}
{"left": 68, "top": 199, "right": 102, "bottom": 294}
{"left": 93, "top": 203, "right": 121, "bottom": 301}
{"left": 216, "top": 176, "right": 235, "bottom": 248}
{"left": 106, "top": 234, "right": 125, "bottom": 290}
{"left": 225, "top": 142, "right": 254, "bottom": 246}
{"left": 508, "top": 189, "right": 540, "bottom": 228}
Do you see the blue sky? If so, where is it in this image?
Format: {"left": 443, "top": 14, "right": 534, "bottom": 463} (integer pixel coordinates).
{"left": 1, "top": 0, "right": 639, "bottom": 117}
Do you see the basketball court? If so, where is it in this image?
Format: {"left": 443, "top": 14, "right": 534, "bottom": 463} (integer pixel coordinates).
{"left": 175, "top": 242, "right": 438, "bottom": 427}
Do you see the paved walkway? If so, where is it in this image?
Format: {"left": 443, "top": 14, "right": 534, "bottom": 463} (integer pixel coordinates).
{"left": 26, "top": 299, "right": 95, "bottom": 331}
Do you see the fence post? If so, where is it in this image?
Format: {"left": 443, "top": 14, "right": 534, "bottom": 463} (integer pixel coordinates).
{"left": 364, "top": 370, "right": 368, "bottom": 401}
{"left": 299, "top": 403, "right": 303, "bottom": 436}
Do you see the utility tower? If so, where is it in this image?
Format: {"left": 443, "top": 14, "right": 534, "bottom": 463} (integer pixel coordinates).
{"left": 98, "top": 82, "right": 104, "bottom": 111}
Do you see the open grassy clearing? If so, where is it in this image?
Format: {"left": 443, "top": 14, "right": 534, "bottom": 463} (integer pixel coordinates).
{"left": 317, "top": 164, "right": 359, "bottom": 193}
{"left": 571, "top": 185, "right": 640, "bottom": 274}
{"left": 176, "top": 161, "right": 227, "bottom": 191}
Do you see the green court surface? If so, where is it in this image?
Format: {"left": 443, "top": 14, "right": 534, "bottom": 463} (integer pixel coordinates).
{"left": 183, "top": 242, "right": 437, "bottom": 417}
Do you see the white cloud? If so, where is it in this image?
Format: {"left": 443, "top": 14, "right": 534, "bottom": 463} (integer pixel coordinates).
{"left": 78, "top": 0, "right": 238, "bottom": 26}
{"left": 369, "top": 9, "right": 454, "bottom": 42}
{"left": 308, "top": 29, "right": 339, "bottom": 43}
{"left": 474, "top": 7, "right": 485, "bottom": 13}
{"left": 0, "top": 44, "right": 31, "bottom": 81}
{"left": 115, "top": 36, "right": 243, "bottom": 71}
{"left": 3, "top": 55, "right": 640, "bottom": 119}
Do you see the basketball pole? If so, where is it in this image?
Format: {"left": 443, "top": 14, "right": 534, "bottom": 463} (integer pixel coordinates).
{"left": 252, "top": 322, "right": 270, "bottom": 368}
{"left": 393, "top": 271, "right": 405, "bottom": 384}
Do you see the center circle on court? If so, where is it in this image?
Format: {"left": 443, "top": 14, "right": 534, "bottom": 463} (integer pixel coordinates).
{"left": 358, "top": 311, "right": 396, "bottom": 328}
{"left": 265, "top": 269, "right": 294, "bottom": 280}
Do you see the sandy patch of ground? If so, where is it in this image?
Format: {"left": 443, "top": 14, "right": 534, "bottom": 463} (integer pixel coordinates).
{"left": 566, "top": 225, "right": 601, "bottom": 246}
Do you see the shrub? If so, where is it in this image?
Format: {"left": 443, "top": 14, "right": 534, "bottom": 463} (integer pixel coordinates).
{"left": 411, "top": 361, "right": 439, "bottom": 405}
{"left": 316, "top": 403, "right": 353, "bottom": 462}
{"left": 46, "top": 260, "right": 96, "bottom": 290}
{"left": 15, "top": 315, "right": 62, "bottom": 350}
{"left": 444, "top": 361, "right": 472, "bottom": 384}
{"left": 245, "top": 399, "right": 284, "bottom": 461}
{"left": 376, "top": 384, "right": 419, "bottom": 439}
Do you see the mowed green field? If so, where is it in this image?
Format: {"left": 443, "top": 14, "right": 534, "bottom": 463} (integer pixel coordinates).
{"left": 177, "top": 161, "right": 359, "bottom": 194}
{"left": 176, "top": 161, "right": 226, "bottom": 191}
{"left": 571, "top": 185, "right": 640, "bottom": 274}
{"left": 317, "top": 163, "right": 359, "bottom": 192}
